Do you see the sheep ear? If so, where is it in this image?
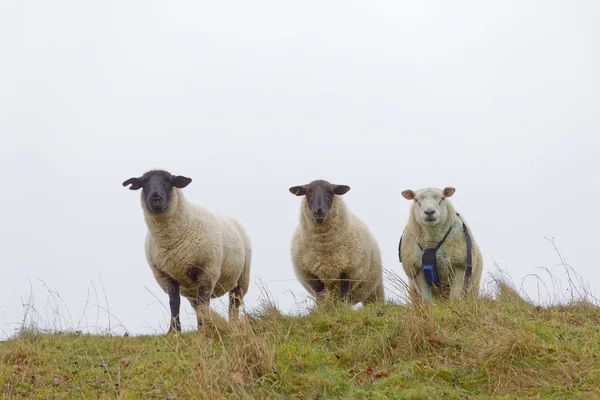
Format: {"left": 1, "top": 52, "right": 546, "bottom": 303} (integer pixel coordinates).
{"left": 333, "top": 185, "right": 350, "bottom": 195}
{"left": 443, "top": 187, "right": 456, "bottom": 197}
{"left": 172, "top": 175, "right": 192, "bottom": 189}
{"left": 123, "top": 177, "right": 144, "bottom": 190}
{"left": 289, "top": 186, "right": 306, "bottom": 196}
{"left": 401, "top": 190, "right": 415, "bottom": 200}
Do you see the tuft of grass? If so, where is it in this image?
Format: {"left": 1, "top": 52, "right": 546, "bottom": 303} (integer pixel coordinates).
{"left": 2, "top": 278, "right": 600, "bottom": 399}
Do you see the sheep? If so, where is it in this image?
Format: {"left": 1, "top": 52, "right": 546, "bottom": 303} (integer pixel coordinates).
{"left": 123, "top": 170, "right": 251, "bottom": 332}
{"left": 289, "top": 180, "right": 384, "bottom": 306}
{"left": 398, "top": 187, "right": 482, "bottom": 304}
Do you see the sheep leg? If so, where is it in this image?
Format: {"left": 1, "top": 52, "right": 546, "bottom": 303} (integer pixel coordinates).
{"left": 408, "top": 280, "right": 424, "bottom": 307}
{"left": 185, "top": 265, "right": 216, "bottom": 328}
{"left": 229, "top": 284, "right": 244, "bottom": 322}
{"left": 151, "top": 268, "right": 182, "bottom": 332}
{"left": 191, "top": 281, "right": 213, "bottom": 329}
{"left": 229, "top": 248, "right": 250, "bottom": 322}
{"left": 339, "top": 272, "right": 350, "bottom": 302}
{"left": 449, "top": 269, "right": 466, "bottom": 301}
{"left": 167, "top": 279, "right": 182, "bottom": 332}
{"left": 305, "top": 273, "right": 326, "bottom": 306}
{"left": 416, "top": 271, "right": 433, "bottom": 303}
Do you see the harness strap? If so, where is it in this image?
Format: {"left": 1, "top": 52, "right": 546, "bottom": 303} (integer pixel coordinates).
{"left": 398, "top": 233, "right": 403, "bottom": 262}
{"left": 457, "top": 213, "right": 473, "bottom": 285}
{"left": 421, "top": 221, "right": 456, "bottom": 286}
{"left": 435, "top": 221, "right": 456, "bottom": 250}
{"left": 398, "top": 213, "right": 472, "bottom": 287}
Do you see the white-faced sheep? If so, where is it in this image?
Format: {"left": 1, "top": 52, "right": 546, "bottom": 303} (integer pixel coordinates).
{"left": 123, "top": 170, "right": 251, "bottom": 332}
{"left": 289, "top": 180, "right": 384, "bottom": 306}
{"left": 399, "top": 187, "right": 482, "bottom": 304}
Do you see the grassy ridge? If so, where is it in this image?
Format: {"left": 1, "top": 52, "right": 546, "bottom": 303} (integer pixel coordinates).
{"left": 1, "top": 285, "right": 600, "bottom": 399}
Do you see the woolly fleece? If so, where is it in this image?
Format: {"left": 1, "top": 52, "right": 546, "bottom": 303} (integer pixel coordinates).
{"left": 400, "top": 188, "right": 482, "bottom": 303}
{"left": 291, "top": 196, "right": 384, "bottom": 305}
{"left": 142, "top": 188, "right": 251, "bottom": 320}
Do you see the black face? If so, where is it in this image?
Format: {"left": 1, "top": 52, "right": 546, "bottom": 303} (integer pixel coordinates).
{"left": 289, "top": 180, "right": 350, "bottom": 224}
{"left": 123, "top": 170, "right": 192, "bottom": 213}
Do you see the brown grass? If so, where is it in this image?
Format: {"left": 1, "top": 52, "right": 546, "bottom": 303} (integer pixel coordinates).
{"left": 1, "top": 273, "right": 599, "bottom": 399}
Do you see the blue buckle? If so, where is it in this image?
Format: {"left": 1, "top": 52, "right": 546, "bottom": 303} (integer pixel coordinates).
{"left": 423, "top": 264, "right": 437, "bottom": 285}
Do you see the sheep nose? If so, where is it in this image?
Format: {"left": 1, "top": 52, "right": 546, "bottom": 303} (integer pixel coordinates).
{"left": 424, "top": 209, "right": 436, "bottom": 216}
{"left": 314, "top": 208, "right": 326, "bottom": 219}
{"left": 150, "top": 194, "right": 162, "bottom": 202}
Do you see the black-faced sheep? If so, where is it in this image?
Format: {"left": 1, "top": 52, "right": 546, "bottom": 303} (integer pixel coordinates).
{"left": 289, "top": 180, "right": 384, "bottom": 306}
{"left": 123, "top": 170, "right": 251, "bottom": 332}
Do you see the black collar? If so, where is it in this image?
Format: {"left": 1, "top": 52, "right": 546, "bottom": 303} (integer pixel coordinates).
{"left": 416, "top": 219, "right": 457, "bottom": 252}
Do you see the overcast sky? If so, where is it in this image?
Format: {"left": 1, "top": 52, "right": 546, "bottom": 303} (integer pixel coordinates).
{"left": 1, "top": 1, "right": 599, "bottom": 337}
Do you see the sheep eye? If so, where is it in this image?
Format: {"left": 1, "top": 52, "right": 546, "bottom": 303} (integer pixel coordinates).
{"left": 415, "top": 199, "right": 421, "bottom": 206}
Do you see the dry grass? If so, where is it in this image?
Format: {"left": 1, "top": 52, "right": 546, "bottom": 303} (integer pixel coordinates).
{"left": 0, "top": 279, "right": 600, "bottom": 399}
{"left": 1, "top": 273, "right": 600, "bottom": 399}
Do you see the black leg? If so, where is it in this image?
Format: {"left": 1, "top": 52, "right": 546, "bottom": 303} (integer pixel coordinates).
{"left": 340, "top": 272, "right": 350, "bottom": 301}
{"left": 305, "top": 273, "right": 326, "bottom": 305}
{"left": 167, "top": 278, "right": 181, "bottom": 332}
{"left": 307, "top": 275, "right": 325, "bottom": 296}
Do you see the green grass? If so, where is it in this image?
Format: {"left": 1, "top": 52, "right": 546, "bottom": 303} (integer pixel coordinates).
{"left": 2, "top": 284, "right": 600, "bottom": 399}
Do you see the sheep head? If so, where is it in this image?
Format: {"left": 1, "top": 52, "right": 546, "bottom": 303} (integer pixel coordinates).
{"left": 123, "top": 170, "right": 192, "bottom": 213}
{"left": 289, "top": 180, "right": 350, "bottom": 224}
{"left": 402, "top": 187, "right": 455, "bottom": 227}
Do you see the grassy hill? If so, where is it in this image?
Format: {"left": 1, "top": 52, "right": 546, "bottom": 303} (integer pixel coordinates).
{"left": 1, "top": 283, "right": 599, "bottom": 399}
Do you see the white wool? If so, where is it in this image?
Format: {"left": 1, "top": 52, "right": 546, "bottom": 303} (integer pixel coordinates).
{"left": 142, "top": 188, "right": 251, "bottom": 318}
{"left": 291, "top": 196, "right": 384, "bottom": 305}
{"left": 400, "top": 188, "right": 482, "bottom": 303}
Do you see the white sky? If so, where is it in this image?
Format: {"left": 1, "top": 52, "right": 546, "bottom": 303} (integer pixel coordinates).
{"left": 1, "top": 1, "right": 599, "bottom": 337}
